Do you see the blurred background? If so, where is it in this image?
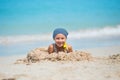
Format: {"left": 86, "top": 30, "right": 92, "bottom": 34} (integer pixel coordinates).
{"left": 0, "top": 0, "right": 120, "bottom": 56}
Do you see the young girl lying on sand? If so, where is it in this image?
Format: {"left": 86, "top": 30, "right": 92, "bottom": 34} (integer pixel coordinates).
{"left": 48, "top": 28, "right": 73, "bottom": 54}
{"left": 15, "top": 28, "right": 93, "bottom": 64}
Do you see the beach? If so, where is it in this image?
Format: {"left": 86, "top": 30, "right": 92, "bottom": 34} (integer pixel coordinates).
{"left": 0, "top": 46, "right": 120, "bottom": 80}
{"left": 1, "top": 0, "right": 120, "bottom": 80}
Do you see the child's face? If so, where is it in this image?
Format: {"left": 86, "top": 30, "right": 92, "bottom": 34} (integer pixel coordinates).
{"left": 54, "top": 34, "right": 67, "bottom": 47}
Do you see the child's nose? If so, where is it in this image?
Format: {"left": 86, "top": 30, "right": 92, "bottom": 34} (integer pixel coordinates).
{"left": 59, "top": 39, "right": 63, "bottom": 42}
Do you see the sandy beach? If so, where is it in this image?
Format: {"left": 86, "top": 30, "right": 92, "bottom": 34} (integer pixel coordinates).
{"left": 0, "top": 46, "right": 120, "bottom": 80}
{"left": 1, "top": 0, "right": 120, "bottom": 80}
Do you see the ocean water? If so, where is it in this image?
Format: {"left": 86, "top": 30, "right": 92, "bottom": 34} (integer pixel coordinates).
{"left": 0, "top": 25, "right": 120, "bottom": 56}
{"left": 1, "top": 0, "right": 120, "bottom": 56}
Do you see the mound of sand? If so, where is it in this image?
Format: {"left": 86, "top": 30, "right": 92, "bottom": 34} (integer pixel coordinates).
{"left": 108, "top": 54, "right": 120, "bottom": 63}
{"left": 15, "top": 48, "right": 93, "bottom": 64}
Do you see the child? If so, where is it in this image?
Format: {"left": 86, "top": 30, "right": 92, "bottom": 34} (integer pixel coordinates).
{"left": 48, "top": 28, "right": 73, "bottom": 54}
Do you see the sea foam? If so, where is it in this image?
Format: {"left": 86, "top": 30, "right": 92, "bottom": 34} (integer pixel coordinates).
{"left": 0, "top": 25, "right": 120, "bottom": 45}
{"left": 69, "top": 25, "right": 120, "bottom": 39}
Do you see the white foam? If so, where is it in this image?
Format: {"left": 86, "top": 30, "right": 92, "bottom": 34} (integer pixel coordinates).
{"left": 0, "top": 25, "right": 120, "bottom": 45}
{"left": 0, "top": 34, "right": 52, "bottom": 45}
{"left": 69, "top": 25, "right": 120, "bottom": 39}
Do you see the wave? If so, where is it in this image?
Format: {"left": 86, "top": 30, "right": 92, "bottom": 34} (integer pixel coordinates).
{"left": 0, "top": 25, "right": 120, "bottom": 45}
{"left": 69, "top": 25, "right": 120, "bottom": 39}
{"left": 0, "top": 34, "right": 52, "bottom": 45}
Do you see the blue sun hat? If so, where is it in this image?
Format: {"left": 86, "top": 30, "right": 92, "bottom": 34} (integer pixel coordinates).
{"left": 53, "top": 28, "right": 68, "bottom": 39}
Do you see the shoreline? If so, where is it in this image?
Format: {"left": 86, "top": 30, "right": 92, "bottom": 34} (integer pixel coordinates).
{"left": 1, "top": 45, "right": 120, "bottom": 57}
{"left": 81, "top": 45, "right": 120, "bottom": 57}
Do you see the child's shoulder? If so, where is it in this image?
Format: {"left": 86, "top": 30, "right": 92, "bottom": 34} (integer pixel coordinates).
{"left": 48, "top": 44, "right": 54, "bottom": 53}
{"left": 66, "top": 44, "right": 73, "bottom": 52}
{"left": 48, "top": 44, "right": 54, "bottom": 48}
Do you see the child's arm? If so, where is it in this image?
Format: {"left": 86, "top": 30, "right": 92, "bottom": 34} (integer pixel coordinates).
{"left": 48, "top": 44, "right": 54, "bottom": 54}
{"left": 68, "top": 45, "right": 73, "bottom": 52}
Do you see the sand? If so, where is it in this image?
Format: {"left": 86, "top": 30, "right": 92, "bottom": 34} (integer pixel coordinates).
{"left": 0, "top": 46, "right": 120, "bottom": 80}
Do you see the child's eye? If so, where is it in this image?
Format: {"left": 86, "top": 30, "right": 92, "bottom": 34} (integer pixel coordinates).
{"left": 55, "top": 37, "right": 65, "bottom": 40}
{"left": 56, "top": 38, "right": 60, "bottom": 40}
{"left": 61, "top": 38, "right": 64, "bottom": 39}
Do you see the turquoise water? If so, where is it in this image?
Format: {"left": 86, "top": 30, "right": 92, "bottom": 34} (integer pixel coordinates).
{"left": 0, "top": 0, "right": 120, "bottom": 56}
{"left": 1, "top": 0, "right": 120, "bottom": 36}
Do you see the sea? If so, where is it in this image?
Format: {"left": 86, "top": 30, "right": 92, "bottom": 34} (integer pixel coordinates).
{"left": 0, "top": 25, "right": 120, "bottom": 56}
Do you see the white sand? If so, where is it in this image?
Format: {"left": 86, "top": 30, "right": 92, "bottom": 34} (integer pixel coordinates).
{"left": 81, "top": 46, "right": 120, "bottom": 57}
{"left": 0, "top": 46, "right": 120, "bottom": 80}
